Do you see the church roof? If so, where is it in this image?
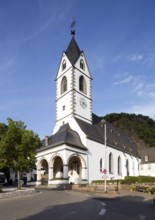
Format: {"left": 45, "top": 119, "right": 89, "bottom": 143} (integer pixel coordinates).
{"left": 75, "top": 115, "right": 140, "bottom": 158}
{"left": 138, "top": 147, "right": 155, "bottom": 164}
{"left": 65, "top": 36, "right": 82, "bottom": 65}
{"left": 37, "top": 123, "right": 87, "bottom": 152}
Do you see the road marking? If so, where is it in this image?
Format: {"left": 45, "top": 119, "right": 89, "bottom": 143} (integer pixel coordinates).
{"left": 99, "top": 208, "right": 107, "bottom": 215}
{"left": 101, "top": 202, "right": 106, "bottom": 206}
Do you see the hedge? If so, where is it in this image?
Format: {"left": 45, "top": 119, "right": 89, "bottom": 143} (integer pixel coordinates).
{"left": 92, "top": 176, "right": 155, "bottom": 185}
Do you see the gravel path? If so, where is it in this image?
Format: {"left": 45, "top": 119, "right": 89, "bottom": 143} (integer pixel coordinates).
{"left": 0, "top": 187, "right": 37, "bottom": 199}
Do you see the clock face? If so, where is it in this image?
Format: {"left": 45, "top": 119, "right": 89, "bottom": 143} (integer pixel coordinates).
{"left": 79, "top": 97, "right": 87, "bottom": 109}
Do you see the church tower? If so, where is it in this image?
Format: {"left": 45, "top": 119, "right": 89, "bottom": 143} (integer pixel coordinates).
{"left": 54, "top": 31, "right": 92, "bottom": 132}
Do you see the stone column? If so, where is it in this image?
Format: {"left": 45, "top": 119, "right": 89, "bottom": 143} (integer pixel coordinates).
{"left": 48, "top": 167, "right": 53, "bottom": 185}
{"left": 81, "top": 167, "right": 87, "bottom": 180}
{"left": 36, "top": 168, "right": 42, "bottom": 186}
{"left": 63, "top": 164, "right": 69, "bottom": 179}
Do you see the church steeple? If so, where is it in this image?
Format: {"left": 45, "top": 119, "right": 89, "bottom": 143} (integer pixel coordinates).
{"left": 53, "top": 31, "right": 92, "bottom": 134}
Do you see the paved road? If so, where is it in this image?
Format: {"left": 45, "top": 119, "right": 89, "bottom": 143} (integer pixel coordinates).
{"left": 0, "top": 189, "right": 154, "bottom": 220}
{"left": 0, "top": 190, "right": 105, "bottom": 220}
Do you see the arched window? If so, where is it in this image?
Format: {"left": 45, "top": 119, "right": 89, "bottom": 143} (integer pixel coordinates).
{"left": 61, "top": 76, "right": 67, "bottom": 94}
{"left": 100, "top": 158, "right": 102, "bottom": 172}
{"left": 109, "top": 153, "right": 114, "bottom": 174}
{"left": 62, "top": 60, "right": 66, "bottom": 71}
{"left": 126, "top": 159, "right": 129, "bottom": 176}
{"left": 79, "top": 75, "right": 87, "bottom": 94}
{"left": 118, "top": 156, "right": 122, "bottom": 175}
{"left": 80, "top": 59, "right": 85, "bottom": 70}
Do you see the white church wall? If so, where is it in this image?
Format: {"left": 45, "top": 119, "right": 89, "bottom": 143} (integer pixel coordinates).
{"left": 86, "top": 138, "right": 140, "bottom": 183}
{"left": 86, "top": 138, "right": 110, "bottom": 182}
{"left": 139, "top": 163, "right": 155, "bottom": 177}
{"left": 69, "top": 118, "right": 87, "bottom": 146}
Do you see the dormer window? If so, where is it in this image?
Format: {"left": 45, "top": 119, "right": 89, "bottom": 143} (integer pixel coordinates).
{"left": 144, "top": 155, "right": 149, "bottom": 162}
{"left": 61, "top": 76, "right": 67, "bottom": 94}
{"left": 62, "top": 60, "right": 66, "bottom": 71}
{"left": 79, "top": 75, "right": 87, "bottom": 94}
{"left": 80, "top": 59, "right": 85, "bottom": 70}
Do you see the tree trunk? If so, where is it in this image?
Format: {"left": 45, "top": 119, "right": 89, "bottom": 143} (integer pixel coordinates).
{"left": 17, "top": 170, "right": 21, "bottom": 189}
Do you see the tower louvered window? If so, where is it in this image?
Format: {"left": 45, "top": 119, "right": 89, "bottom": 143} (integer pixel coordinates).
{"left": 62, "top": 60, "right": 66, "bottom": 71}
{"left": 80, "top": 59, "right": 85, "bottom": 70}
{"left": 79, "top": 75, "right": 87, "bottom": 94}
{"left": 61, "top": 76, "right": 67, "bottom": 94}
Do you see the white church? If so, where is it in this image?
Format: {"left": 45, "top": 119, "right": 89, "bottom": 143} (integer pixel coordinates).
{"left": 36, "top": 31, "right": 141, "bottom": 187}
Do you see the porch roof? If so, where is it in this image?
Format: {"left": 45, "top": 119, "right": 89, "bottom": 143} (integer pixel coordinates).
{"left": 37, "top": 123, "right": 87, "bottom": 152}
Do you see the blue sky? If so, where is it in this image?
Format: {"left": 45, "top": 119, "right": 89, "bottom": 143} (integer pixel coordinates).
{"left": 0, "top": 0, "right": 155, "bottom": 139}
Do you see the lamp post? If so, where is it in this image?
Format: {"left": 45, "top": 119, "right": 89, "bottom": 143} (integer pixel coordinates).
{"left": 101, "top": 119, "right": 107, "bottom": 193}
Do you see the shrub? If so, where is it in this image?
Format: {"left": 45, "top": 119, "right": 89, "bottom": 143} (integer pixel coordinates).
{"left": 146, "top": 186, "right": 154, "bottom": 194}
{"left": 120, "top": 176, "right": 155, "bottom": 184}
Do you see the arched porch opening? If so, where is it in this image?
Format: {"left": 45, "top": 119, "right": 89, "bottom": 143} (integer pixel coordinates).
{"left": 53, "top": 156, "right": 63, "bottom": 178}
{"left": 68, "top": 156, "right": 82, "bottom": 184}
{"left": 39, "top": 159, "right": 49, "bottom": 185}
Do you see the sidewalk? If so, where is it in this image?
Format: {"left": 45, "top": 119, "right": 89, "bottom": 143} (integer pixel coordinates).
{"left": 0, "top": 186, "right": 37, "bottom": 200}
{"left": 89, "top": 189, "right": 155, "bottom": 203}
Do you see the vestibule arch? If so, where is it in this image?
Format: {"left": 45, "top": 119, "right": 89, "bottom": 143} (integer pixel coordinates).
{"left": 67, "top": 154, "right": 87, "bottom": 183}
{"left": 49, "top": 154, "right": 64, "bottom": 179}
{"left": 37, "top": 158, "right": 49, "bottom": 185}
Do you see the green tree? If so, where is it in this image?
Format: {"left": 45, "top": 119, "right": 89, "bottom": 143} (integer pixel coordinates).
{"left": 0, "top": 118, "right": 41, "bottom": 189}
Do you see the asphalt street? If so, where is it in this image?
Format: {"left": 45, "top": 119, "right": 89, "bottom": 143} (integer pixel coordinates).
{"left": 0, "top": 189, "right": 154, "bottom": 220}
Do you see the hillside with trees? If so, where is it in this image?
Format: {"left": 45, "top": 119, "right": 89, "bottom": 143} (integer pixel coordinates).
{"left": 102, "top": 113, "right": 155, "bottom": 150}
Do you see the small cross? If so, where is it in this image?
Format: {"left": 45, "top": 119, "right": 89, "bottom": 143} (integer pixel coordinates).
{"left": 70, "top": 17, "right": 76, "bottom": 36}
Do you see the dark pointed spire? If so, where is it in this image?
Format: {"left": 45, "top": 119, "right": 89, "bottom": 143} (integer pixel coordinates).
{"left": 65, "top": 35, "right": 82, "bottom": 65}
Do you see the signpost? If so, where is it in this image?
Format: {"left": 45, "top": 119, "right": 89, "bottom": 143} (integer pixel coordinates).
{"left": 101, "top": 119, "right": 107, "bottom": 193}
{"left": 102, "top": 168, "right": 107, "bottom": 193}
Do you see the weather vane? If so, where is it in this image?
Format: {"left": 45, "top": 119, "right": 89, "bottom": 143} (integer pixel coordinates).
{"left": 70, "top": 17, "right": 76, "bottom": 36}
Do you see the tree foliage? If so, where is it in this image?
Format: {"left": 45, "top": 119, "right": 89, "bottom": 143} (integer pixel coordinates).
{"left": 102, "top": 113, "right": 155, "bottom": 148}
{"left": 0, "top": 118, "right": 41, "bottom": 176}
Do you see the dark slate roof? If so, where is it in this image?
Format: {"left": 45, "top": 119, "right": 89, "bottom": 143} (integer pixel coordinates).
{"left": 138, "top": 147, "right": 155, "bottom": 164}
{"left": 37, "top": 123, "right": 87, "bottom": 152}
{"left": 65, "top": 36, "right": 82, "bottom": 65}
{"left": 75, "top": 116, "right": 140, "bottom": 158}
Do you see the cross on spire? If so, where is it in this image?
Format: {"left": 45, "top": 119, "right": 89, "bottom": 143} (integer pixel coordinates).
{"left": 70, "top": 17, "right": 76, "bottom": 36}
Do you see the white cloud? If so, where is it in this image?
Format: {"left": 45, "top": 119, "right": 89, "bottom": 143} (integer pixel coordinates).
{"left": 21, "top": 2, "right": 72, "bottom": 43}
{"left": 127, "top": 54, "right": 144, "bottom": 62}
{"left": 130, "top": 103, "right": 155, "bottom": 119}
{"left": 142, "top": 52, "right": 155, "bottom": 67}
{"left": 114, "top": 75, "right": 134, "bottom": 85}
{"left": 113, "top": 72, "right": 139, "bottom": 86}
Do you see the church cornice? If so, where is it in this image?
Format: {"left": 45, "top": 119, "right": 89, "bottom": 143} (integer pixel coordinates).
{"left": 55, "top": 66, "right": 72, "bottom": 81}
{"left": 73, "top": 66, "right": 93, "bottom": 80}
{"left": 55, "top": 88, "right": 92, "bottom": 102}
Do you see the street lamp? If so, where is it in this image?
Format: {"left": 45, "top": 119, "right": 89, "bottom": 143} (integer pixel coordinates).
{"left": 101, "top": 119, "right": 107, "bottom": 193}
